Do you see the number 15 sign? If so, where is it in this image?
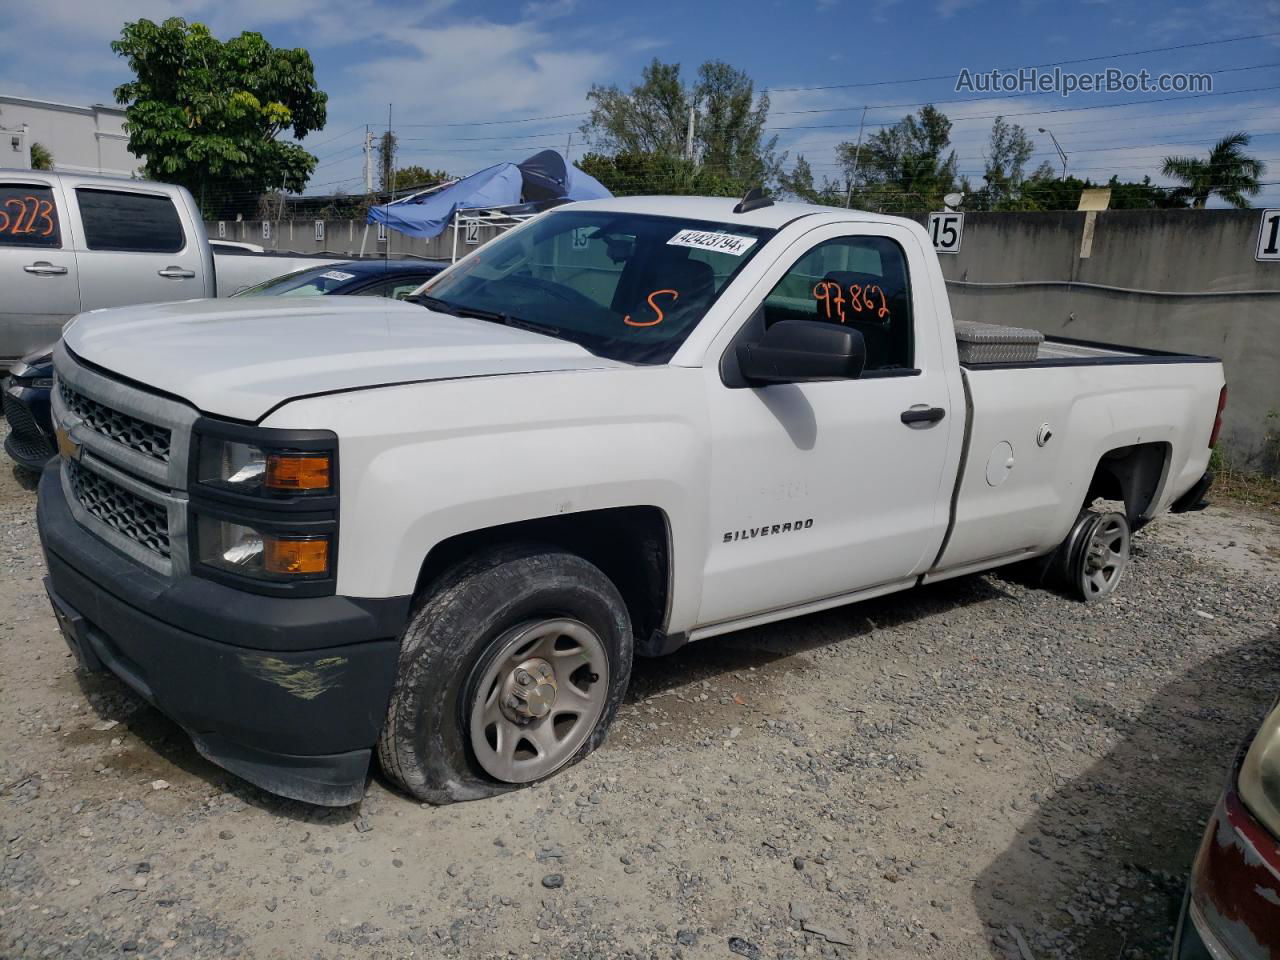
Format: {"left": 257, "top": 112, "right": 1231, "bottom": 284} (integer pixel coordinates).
{"left": 1257, "top": 209, "right": 1280, "bottom": 261}
{"left": 928, "top": 211, "right": 963, "bottom": 254}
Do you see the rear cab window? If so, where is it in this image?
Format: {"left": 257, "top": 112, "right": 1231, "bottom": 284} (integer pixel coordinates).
{"left": 75, "top": 189, "right": 185, "bottom": 253}
{"left": 0, "top": 183, "right": 61, "bottom": 247}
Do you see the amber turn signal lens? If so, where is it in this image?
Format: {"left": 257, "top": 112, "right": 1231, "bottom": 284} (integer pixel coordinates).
{"left": 264, "top": 537, "right": 329, "bottom": 576}
{"left": 265, "top": 453, "right": 331, "bottom": 492}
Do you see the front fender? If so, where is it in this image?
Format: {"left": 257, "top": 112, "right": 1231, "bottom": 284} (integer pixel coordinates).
{"left": 262, "top": 367, "right": 711, "bottom": 627}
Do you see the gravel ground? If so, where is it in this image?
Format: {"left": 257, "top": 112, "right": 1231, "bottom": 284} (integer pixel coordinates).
{"left": 2, "top": 425, "right": 1278, "bottom": 960}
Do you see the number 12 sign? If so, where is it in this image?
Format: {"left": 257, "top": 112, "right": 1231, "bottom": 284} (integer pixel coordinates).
{"left": 1256, "top": 209, "right": 1280, "bottom": 261}
{"left": 928, "top": 211, "right": 963, "bottom": 254}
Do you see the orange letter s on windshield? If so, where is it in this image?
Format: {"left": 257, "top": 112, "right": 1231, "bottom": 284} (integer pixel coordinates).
{"left": 624, "top": 288, "right": 679, "bottom": 327}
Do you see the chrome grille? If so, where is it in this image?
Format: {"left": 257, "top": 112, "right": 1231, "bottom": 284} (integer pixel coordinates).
{"left": 67, "top": 458, "right": 171, "bottom": 559}
{"left": 58, "top": 380, "right": 171, "bottom": 462}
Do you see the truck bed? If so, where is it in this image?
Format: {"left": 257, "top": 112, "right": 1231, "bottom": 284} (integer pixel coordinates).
{"left": 960, "top": 334, "right": 1219, "bottom": 369}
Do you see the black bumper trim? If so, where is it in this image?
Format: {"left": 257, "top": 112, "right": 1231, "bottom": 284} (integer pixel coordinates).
{"left": 1171, "top": 471, "right": 1214, "bottom": 513}
{"left": 37, "top": 462, "right": 409, "bottom": 806}
{"left": 38, "top": 460, "right": 411, "bottom": 651}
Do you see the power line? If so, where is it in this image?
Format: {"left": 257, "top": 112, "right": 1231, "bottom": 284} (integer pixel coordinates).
{"left": 766, "top": 30, "right": 1280, "bottom": 94}
{"left": 762, "top": 83, "right": 1280, "bottom": 133}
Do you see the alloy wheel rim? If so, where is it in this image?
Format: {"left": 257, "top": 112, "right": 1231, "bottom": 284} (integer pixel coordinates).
{"left": 468, "top": 618, "right": 609, "bottom": 783}
{"left": 1080, "top": 514, "right": 1130, "bottom": 599}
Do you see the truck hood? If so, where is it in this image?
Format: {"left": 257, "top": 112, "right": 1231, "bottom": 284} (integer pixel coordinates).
{"left": 62, "top": 298, "right": 625, "bottom": 421}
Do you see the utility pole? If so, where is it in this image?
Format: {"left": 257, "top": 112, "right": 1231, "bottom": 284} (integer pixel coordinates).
{"left": 565, "top": 131, "right": 572, "bottom": 162}
{"left": 363, "top": 125, "right": 374, "bottom": 194}
{"left": 385, "top": 104, "right": 393, "bottom": 263}
{"left": 685, "top": 106, "right": 696, "bottom": 163}
{"left": 845, "top": 106, "right": 866, "bottom": 209}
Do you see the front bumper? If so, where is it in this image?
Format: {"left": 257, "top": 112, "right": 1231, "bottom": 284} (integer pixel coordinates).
{"left": 37, "top": 461, "right": 410, "bottom": 806}
{"left": 3, "top": 377, "right": 55, "bottom": 471}
{"left": 1172, "top": 776, "right": 1280, "bottom": 959}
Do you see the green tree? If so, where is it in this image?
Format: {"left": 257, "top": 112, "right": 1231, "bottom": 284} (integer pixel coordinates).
{"left": 392, "top": 165, "right": 452, "bottom": 193}
{"left": 1013, "top": 173, "right": 1190, "bottom": 211}
{"left": 111, "top": 17, "right": 327, "bottom": 218}
{"left": 839, "top": 105, "right": 957, "bottom": 212}
{"left": 777, "top": 154, "right": 843, "bottom": 205}
{"left": 972, "top": 116, "right": 1040, "bottom": 210}
{"left": 1162, "top": 132, "right": 1265, "bottom": 208}
{"left": 577, "top": 151, "right": 745, "bottom": 198}
{"left": 581, "top": 58, "right": 778, "bottom": 191}
{"left": 29, "top": 142, "right": 54, "bottom": 170}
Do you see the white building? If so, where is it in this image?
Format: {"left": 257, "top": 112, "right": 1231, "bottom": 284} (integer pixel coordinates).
{"left": 0, "top": 95, "right": 138, "bottom": 177}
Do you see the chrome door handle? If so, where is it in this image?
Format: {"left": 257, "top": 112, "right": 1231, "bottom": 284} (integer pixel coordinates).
{"left": 158, "top": 266, "right": 195, "bottom": 279}
{"left": 24, "top": 261, "right": 68, "bottom": 276}
{"left": 900, "top": 406, "right": 946, "bottom": 425}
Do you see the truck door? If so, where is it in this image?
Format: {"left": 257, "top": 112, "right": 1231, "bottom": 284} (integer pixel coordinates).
{"left": 697, "top": 222, "right": 959, "bottom": 627}
{"left": 64, "top": 185, "right": 204, "bottom": 310}
{"left": 0, "top": 176, "right": 80, "bottom": 365}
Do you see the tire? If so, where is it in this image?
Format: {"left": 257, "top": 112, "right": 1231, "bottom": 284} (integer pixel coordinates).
{"left": 1053, "top": 510, "right": 1131, "bottom": 602}
{"left": 377, "top": 544, "right": 633, "bottom": 804}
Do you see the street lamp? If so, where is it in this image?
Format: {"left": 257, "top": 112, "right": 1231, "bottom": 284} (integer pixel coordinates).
{"left": 1039, "top": 127, "right": 1068, "bottom": 181}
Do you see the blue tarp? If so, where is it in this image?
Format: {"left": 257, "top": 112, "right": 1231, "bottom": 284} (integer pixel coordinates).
{"left": 367, "top": 150, "right": 611, "bottom": 239}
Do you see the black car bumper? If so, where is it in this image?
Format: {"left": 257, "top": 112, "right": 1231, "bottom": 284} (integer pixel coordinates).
{"left": 37, "top": 462, "right": 410, "bottom": 806}
{"left": 1170, "top": 471, "right": 1214, "bottom": 513}
{"left": 3, "top": 377, "right": 55, "bottom": 471}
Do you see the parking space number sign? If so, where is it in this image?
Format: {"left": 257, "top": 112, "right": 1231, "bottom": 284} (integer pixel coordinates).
{"left": 1257, "top": 209, "right": 1280, "bottom": 261}
{"left": 928, "top": 212, "right": 963, "bottom": 254}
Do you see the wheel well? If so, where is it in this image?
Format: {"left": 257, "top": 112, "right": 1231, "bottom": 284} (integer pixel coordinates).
{"left": 414, "top": 506, "right": 672, "bottom": 648}
{"left": 1086, "top": 442, "right": 1170, "bottom": 530}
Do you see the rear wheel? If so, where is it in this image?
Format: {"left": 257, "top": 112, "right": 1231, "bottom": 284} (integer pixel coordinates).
{"left": 377, "top": 545, "right": 632, "bottom": 804}
{"left": 1063, "top": 511, "right": 1131, "bottom": 601}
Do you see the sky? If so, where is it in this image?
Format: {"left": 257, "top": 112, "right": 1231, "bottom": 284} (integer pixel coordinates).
{"left": 1, "top": 0, "right": 1278, "bottom": 206}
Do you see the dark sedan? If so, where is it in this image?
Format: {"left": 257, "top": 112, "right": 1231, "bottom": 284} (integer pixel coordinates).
{"left": 2, "top": 258, "right": 448, "bottom": 471}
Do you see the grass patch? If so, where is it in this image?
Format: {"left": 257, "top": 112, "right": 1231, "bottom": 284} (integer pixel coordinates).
{"left": 1209, "top": 448, "right": 1280, "bottom": 516}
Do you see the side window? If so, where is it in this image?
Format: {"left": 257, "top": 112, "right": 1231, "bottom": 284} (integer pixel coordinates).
{"left": 75, "top": 189, "right": 185, "bottom": 253}
{"left": 761, "top": 236, "right": 914, "bottom": 372}
{"left": 351, "top": 280, "right": 395, "bottom": 298}
{"left": 388, "top": 279, "right": 427, "bottom": 300}
{"left": 0, "top": 184, "right": 61, "bottom": 247}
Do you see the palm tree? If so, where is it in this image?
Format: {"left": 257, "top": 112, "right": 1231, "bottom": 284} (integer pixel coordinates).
{"left": 1162, "top": 132, "right": 1265, "bottom": 208}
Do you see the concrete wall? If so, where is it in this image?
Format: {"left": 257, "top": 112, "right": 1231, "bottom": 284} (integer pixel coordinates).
{"left": 207, "top": 218, "right": 504, "bottom": 261}
{"left": 907, "top": 209, "right": 1280, "bottom": 473}
{"left": 0, "top": 96, "right": 135, "bottom": 177}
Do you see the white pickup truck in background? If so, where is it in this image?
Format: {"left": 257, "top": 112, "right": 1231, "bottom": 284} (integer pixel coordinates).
{"left": 36, "top": 194, "right": 1225, "bottom": 806}
{"left": 0, "top": 168, "right": 339, "bottom": 365}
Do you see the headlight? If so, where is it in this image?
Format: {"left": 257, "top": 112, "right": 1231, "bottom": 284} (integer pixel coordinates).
{"left": 1239, "top": 698, "right": 1280, "bottom": 837}
{"left": 197, "top": 438, "right": 332, "bottom": 495}
{"left": 195, "top": 515, "right": 330, "bottom": 580}
{"left": 190, "top": 422, "right": 339, "bottom": 594}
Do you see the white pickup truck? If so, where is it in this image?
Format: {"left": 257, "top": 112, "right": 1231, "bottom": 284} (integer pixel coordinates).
{"left": 36, "top": 195, "right": 1225, "bottom": 805}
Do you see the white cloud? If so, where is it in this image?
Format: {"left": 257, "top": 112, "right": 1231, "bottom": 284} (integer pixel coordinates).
{"left": 935, "top": 0, "right": 980, "bottom": 18}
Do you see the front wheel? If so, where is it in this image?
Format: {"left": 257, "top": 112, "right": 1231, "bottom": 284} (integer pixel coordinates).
{"left": 377, "top": 546, "right": 632, "bottom": 804}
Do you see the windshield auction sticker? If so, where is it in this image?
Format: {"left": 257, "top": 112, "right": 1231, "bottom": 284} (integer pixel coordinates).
{"left": 666, "top": 229, "right": 758, "bottom": 256}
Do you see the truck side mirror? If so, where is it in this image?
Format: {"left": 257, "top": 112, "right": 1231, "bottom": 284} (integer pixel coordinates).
{"left": 736, "top": 320, "right": 866, "bottom": 386}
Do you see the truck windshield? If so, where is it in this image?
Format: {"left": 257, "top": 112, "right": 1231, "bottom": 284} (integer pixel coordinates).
{"left": 420, "top": 211, "right": 775, "bottom": 363}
